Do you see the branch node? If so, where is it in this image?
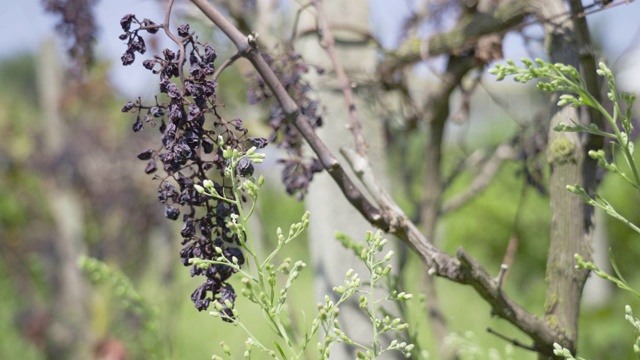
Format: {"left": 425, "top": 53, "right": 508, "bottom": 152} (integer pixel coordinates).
{"left": 247, "top": 32, "right": 259, "bottom": 47}
{"left": 495, "top": 263, "right": 508, "bottom": 290}
{"left": 428, "top": 267, "right": 437, "bottom": 276}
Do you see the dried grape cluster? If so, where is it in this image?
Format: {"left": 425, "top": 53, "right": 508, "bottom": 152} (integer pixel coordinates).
{"left": 247, "top": 52, "right": 324, "bottom": 199}
{"left": 119, "top": 14, "right": 268, "bottom": 317}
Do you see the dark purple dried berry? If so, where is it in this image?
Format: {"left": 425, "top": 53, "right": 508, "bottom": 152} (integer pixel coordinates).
{"left": 119, "top": 33, "right": 128, "bottom": 40}
{"left": 183, "top": 81, "right": 198, "bottom": 96}
{"left": 163, "top": 49, "right": 175, "bottom": 61}
{"left": 170, "top": 111, "right": 186, "bottom": 125}
{"left": 204, "top": 44, "right": 217, "bottom": 63}
{"left": 189, "top": 64, "right": 202, "bottom": 78}
{"left": 150, "top": 106, "right": 164, "bottom": 117}
{"left": 145, "top": 159, "right": 157, "bottom": 174}
{"left": 202, "top": 64, "right": 214, "bottom": 76}
{"left": 231, "top": 118, "right": 245, "bottom": 132}
{"left": 189, "top": 52, "right": 199, "bottom": 66}
{"left": 180, "top": 220, "right": 195, "bottom": 238}
{"left": 164, "top": 205, "right": 180, "bottom": 220}
{"left": 137, "top": 148, "right": 154, "bottom": 160}
{"left": 187, "top": 103, "right": 200, "bottom": 121}
{"left": 121, "top": 101, "right": 135, "bottom": 112}
{"left": 248, "top": 137, "right": 268, "bottom": 149}
{"left": 164, "top": 63, "right": 180, "bottom": 79}
{"left": 174, "top": 141, "right": 192, "bottom": 159}
{"left": 143, "top": 59, "right": 155, "bottom": 70}
{"left": 161, "top": 135, "right": 174, "bottom": 150}
{"left": 142, "top": 18, "right": 158, "bottom": 33}
{"left": 310, "top": 158, "right": 323, "bottom": 172}
{"left": 120, "top": 14, "right": 135, "bottom": 32}
{"left": 132, "top": 115, "right": 143, "bottom": 132}
{"left": 191, "top": 285, "right": 211, "bottom": 311}
{"left": 159, "top": 77, "right": 170, "bottom": 93}
{"left": 203, "top": 80, "right": 217, "bottom": 96}
{"left": 236, "top": 157, "right": 254, "bottom": 177}
{"left": 225, "top": 247, "right": 244, "bottom": 265}
{"left": 202, "top": 137, "right": 214, "bottom": 154}
{"left": 131, "top": 38, "right": 146, "bottom": 54}
{"left": 177, "top": 24, "right": 190, "bottom": 37}
{"left": 166, "top": 83, "right": 181, "bottom": 99}
{"left": 121, "top": 51, "right": 135, "bottom": 66}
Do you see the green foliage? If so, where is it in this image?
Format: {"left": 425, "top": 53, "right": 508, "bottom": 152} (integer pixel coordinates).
{"left": 492, "top": 59, "right": 640, "bottom": 203}
{"left": 78, "top": 256, "right": 163, "bottom": 358}
{"left": 493, "top": 58, "right": 640, "bottom": 359}
{"left": 446, "top": 331, "right": 514, "bottom": 360}
{"left": 0, "top": 262, "right": 43, "bottom": 359}
{"left": 553, "top": 342, "right": 587, "bottom": 360}
{"left": 320, "top": 231, "right": 414, "bottom": 359}
{"left": 576, "top": 251, "right": 640, "bottom": 301}
{"left": 192, "top": 145, "right": 414, "bottom": 359}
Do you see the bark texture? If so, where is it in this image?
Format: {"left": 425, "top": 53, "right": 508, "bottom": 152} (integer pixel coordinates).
{"left": 538, "top": 0, "right": 599, "bottom": 356}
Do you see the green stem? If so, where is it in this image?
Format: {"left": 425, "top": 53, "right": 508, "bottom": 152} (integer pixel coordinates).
{"left": 587, "top": 92, "right": 640, "bottom": 197}
{"left": 230, "top": 158, "right": 299, "bottom": 358}
{"left": 368, "top": 250, "right": 379, "bottom": 357}
{"left": 229, "top": 317, "right": 274, "bottom": 356}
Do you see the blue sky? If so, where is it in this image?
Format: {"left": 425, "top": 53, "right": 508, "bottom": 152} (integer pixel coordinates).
{"left": 2, "top": 0, "right": 639, "bottom": 93}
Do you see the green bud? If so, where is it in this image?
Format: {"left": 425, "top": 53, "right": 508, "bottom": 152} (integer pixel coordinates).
{"left": 221, "top": 341, "right": 231, "bottom": 355}
{"left": 382, "top": 265, "right": 392, "bottom": 276}
{"left": 383, "top": 250, "right": 394, "bottom": 262}
{"left": 222, "top": 147, "right": 232, "bottom": 159}
{"left": 345, "top": 269, "right": 354, "bottom": 278}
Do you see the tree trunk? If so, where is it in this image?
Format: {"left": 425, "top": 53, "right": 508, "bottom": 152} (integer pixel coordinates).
{"left": 37, "top": 39, "right": 91, "bottom": 360}
{"left": 538, "top": 0, "right": 598, "bottom": 356}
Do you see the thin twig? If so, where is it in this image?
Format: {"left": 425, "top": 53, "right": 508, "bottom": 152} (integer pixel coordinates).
{"left": 382, "top": 0, "right": 635, "bottom": 73}
{"left": 313, "top": 0, "right": 368, "bottom": 156}
{"left": 295, "top": 23, "right": 382, "bottom": 49}
{"left": 212, "top": 52, "right": 242, "bottom": 82}
{"left": 441, "top": 144, "right": 516, "bottom": 214}
{"left": 288, "top": 1, "right": 313, "bottom": 50}
{"left": 162, "top": 0, "right": 186, "bottom": 86}
{"left": 486, "top": 327, "right": 539, "bottom": 352}
{"left": 495, "top": 264, "right": 508, "bottom": 290}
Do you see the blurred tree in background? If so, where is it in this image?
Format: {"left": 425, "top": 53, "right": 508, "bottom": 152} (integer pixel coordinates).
{"left": 1, "top": 0, "right": 639, "bottom": 359}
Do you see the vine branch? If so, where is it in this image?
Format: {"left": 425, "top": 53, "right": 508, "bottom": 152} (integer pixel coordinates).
{"left": 313, "top": 0, "right": 368, "bottom": 156}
